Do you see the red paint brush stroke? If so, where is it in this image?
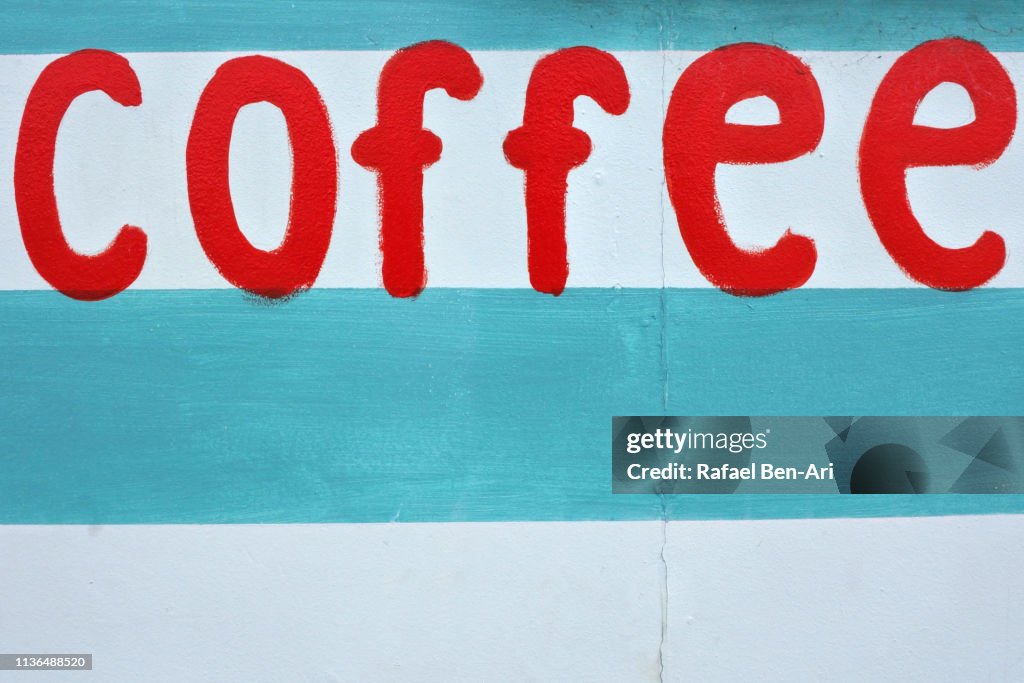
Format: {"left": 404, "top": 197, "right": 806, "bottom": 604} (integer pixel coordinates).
{"left": 859, "top": 38, "right": 1016, "bottom": 290}
{"left": 352, "top": 41, "right": 483, "bottom": 298}
{"left": 187, "top": 55, "right": 337, "bottom": 299}
{"left": 504, "top": 47, "right": 630, "bottom": 296}
{"left": 663, "top": 43, "right": 824, "bottom": 296}
{"left": 15, "top": 50, "right": 146, "bottom": 300}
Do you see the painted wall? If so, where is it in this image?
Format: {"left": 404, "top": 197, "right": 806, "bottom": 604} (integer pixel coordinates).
{"left": 1, "top": 1, "right": 1022, "bottom": 680}
{"left": 3, "top": 517, "right": 1023, "bottom": 681}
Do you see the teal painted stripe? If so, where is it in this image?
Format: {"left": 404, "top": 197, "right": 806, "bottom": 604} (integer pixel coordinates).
{"left": 1, "top": 1, "right": 1024, "bottom": 53}
{"left": 2, "top": 289, "right": 1022, "bottom": 523}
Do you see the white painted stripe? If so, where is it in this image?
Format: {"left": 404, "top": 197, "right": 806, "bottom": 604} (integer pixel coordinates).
{"left": 0, "top": 51, "right": 1023, "bottom": 290}
{"left": 665, "top": 515, "right": 1024, "bottom": 681}
{"left": 0, "top": 521, "right": 665, "bottom": 681}
{"left": 1, "top": 517, "right": 1021, "bottom": 681}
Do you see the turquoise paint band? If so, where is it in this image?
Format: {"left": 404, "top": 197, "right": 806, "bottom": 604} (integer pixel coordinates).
{"left": 1, "top": 0, "right": 1023, "bottom": 53}
{"left": 1, "top": 288, "right": 1021, "bottom": 523}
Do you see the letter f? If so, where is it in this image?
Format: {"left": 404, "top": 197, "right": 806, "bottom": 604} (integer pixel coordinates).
{"left": 503, "top": 47, "right": 630, "bottom": 295}
{"left": 352, "top": 41, "right": 483, "bottom": 298}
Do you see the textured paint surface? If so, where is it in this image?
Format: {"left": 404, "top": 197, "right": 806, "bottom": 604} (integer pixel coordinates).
{"left": 14, "top": 50, "right": 147, "bottom": 300}
{"left": 5, "top": 50, "right": 1024, "bottom": 291}
{"left": 503, "top": 46, "right": 631, "bottom": 295}
{"left": 1, "top": 518, "right": 1022, "bottom": 681}
{"left": 187, "top": 55, "right": 338, "bottom": 298}
{"left": 2, "top": 2, "right": 1024, "bottom": 680}
{"left": 2, "top": 289, "right": 1022, "bottom": 523}
{"left": 664, "top": 43, "right": 825, "bottom": 295}
{"left": 859, "top": 38, "right": 1017, "bottom": 289}
{"left": 4, "top": 0, "right": 1024, "bottom": 52}
{"left": 352, "top": 41, "right": 484, "bottom": 297}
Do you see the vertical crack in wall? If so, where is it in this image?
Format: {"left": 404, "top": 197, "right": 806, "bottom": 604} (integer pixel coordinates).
{"left": 656, "top": 5, "right": 671, "bottom": 680}
{"left": 657, "top": 494, "right": 669, "bottom": 682}
{"left": 657, "top": 5, "right": 670, "bottom": 417}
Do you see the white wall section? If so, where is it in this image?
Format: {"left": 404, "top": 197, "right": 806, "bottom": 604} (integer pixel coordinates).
{"left": 1, "top": 517, "right": 1021, "bottom": 681}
